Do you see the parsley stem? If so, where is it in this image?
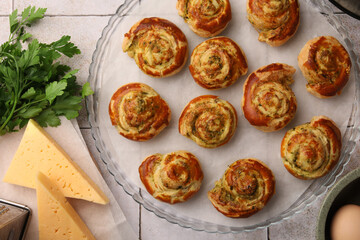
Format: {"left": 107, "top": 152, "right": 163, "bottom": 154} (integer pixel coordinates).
{"left": 0, "top": 52, "right": 20, "bottom": 73}
{"left": 14, "top": 98, "right": 46, "bottom": 114}
{"left": 0, "top": 51, "right": 21, "bottom": 132}
{"left": 9, "top": 18, "right": 28, "bottom": 43}
{"left": 0, "top": 97, "right": 17, "bottom": 132}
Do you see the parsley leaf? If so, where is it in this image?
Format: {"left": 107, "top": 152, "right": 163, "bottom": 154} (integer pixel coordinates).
{"left": 21, "top": 87, "right": 36, "bottom": 99}
{"left": 45, "top": 80, "right": 67, "bottom": 104}
{"left": 35, "top": 108, "right": 61, "bottom": 127}
{"left": 52, "top": 93, "right": 82, "bottom": 119}
{"left": 81, "top": 82, "right": 94, "bottom": 98}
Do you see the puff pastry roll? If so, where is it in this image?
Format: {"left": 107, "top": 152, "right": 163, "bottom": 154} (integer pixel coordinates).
{"left": 139, "top": 151, "right": 203, "bottom": 204}
{"left": 247, "top": 0, "right": 300, "bottom": 46}
{"left": 109, "top": 83, "right": 171, "bottom": 141}
{"left": 281, "top": 116, "right": 342, "bottom": 180}
{"left": 208, "top": 158, "right": 275, "bottom": 218}
{"left": 242, "top": 63, "right": 297, "bottom": 132}
{"left": 179, "top": 95, "right": 237, "bottom": 148}
{"left": 122, "top": 17, "right": 188, "bottom": 78}
{"left": 298, "top": 36, "right": 352, "bottom": 98}
{"left": 189, "top": 37, "right": 248, "bottom": 90}
{"left": 177, "top": 0, "right": 232, "bottom": 37}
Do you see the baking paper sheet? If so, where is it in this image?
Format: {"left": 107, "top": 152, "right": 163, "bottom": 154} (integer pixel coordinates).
{"left": 95, "top": 0, "right": 355, "bottom": 227}
{"left": 0, "top": 117, "right": 137, "bottom": 240}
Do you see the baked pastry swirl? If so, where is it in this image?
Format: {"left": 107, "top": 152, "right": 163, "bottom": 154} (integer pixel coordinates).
{"left": 298, "top": 36, "right": 352, "bottom": 98}
{"left": 109, "top": 83, "right": 171, "bottom": 141}
{"left": 122, "top": 17, "right": 188, "bottom": 78}
{"left": 139, "top": 151, "right": 204, "bottom": 204}
{"left": 247, "top": 0, "right": 300, "bottom": 46}
{"left": 179, "top": 95, "right": 237, "bottom": 148}
{"left": 281, "top": 116, "right": 342, "bottom": 179}
{"left": 189, "top": 37, "right": 248, "bottom": 90}
{"left": 177, "top": 0, "right": 232, "bottom": 37}
{"left": 242, "top": 63, "right": 297, "bottom": 132}
{"left": 208, "top": 158, "right": 275, "bottom": 218}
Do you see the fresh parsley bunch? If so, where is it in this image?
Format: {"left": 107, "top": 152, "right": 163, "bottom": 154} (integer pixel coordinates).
{"left": 0, "top": 6, "right": 93, "bottom": 135}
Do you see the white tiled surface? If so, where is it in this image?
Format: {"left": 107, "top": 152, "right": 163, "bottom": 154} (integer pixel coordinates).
{"left": 14, "top": 0, "right": 122, "bottom": 15}
{"left": 1, "top": 1, "right": 359, "bottom": 239}
{"left": 0, "top": 18, "right": 9, "bottom": 38}
{"left": 0, "top": 0, "right": 11, "bottom": 15}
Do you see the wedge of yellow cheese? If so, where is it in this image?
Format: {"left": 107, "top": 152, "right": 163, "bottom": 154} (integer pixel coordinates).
{"left": 3, "top": 119, "right": 109, "bottom": 205}
{"left": 36, "top": 172, "right": 96, "bottom": 240}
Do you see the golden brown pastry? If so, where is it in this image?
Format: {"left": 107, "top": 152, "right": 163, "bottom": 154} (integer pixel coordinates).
{"left": 281, "top": 116, "right": 342, "bottom": 180}
{"left": 247, "top": 0, "right": 300, "bottom": 47}
{"left": 177, "top": 0, "right": 232, "bottom": 37}
{"left": 179, "top": 95, "right": 237, "bottom": 148}
{"left": 208, "top": 158, "right": 275, "bottom": 218}
{"left": 298, "top": 36, "right": 352, "bottom": 98}
{"left": 109, "top": 83, "right": 171, "bottom": 141}
{"left": 189, "top": 37, "right": 248, "bottom": 90}
{"left": 242, "top": 63, "right": 297, "bottom": 132}
{"left": 139, "top": 151, "right": 203, "bottom": 204}
{"left": 122, "top": 17, "right": 188, "bottom": 78}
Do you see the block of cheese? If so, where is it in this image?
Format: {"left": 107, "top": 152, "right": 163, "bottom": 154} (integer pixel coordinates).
{"left": 3, "top": 119, "right": 109, "bottom": 205}
{"left": 36, "top": 172, "right": 96, "bottom": 240}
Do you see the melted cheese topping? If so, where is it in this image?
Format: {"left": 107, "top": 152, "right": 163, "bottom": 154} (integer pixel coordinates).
{"left": 109, "top": 83, "right": 171, "bottom": 141}
{"left": 139, "top": 151, "right": 203, "bottom": 204}
{"left": 208, "top": 158, "right": 275, "bottom": 218}
{"left": 190, "top": 37, "right": 248, "bottom": 89}
{"left": 281, "top": 116, "right": 342, "bottom": 179}
{"left": 179, "top": 95, "right": 237, "bottom": 148}
{"left": 298, "top": 36, "right": 352, "bottom": 98}
{"left": 242, "top": 63, "right": 297, "bottom": 132}
{"left": 177, "top": 0, "right": 232, "bottom": 37}
{"left": 247, "top": 0, "right": 300, "bottom": 46}
{"left": 122, "top": 17, "right": 188, "bottom": 77}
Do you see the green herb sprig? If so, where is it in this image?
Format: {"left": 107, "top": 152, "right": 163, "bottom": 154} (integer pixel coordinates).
{"left": 0, "top": 6, "right": 94, "bottom": 135}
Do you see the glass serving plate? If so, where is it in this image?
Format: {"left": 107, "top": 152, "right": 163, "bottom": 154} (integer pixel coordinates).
{"left": 86, "top": 0, "right": 360, "bottom": 233}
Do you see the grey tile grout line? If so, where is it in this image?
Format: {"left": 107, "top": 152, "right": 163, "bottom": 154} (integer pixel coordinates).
{"left": 0, "top": 12, "right": 350, "bottom": 18}
{"left": 43, "top": 14, "right": 114, "bottom": 17}
{"left": 12, "top": 0, "right": 14, "bottom": 11}
{"left": 139, "top": 189, "right": 142, "bottom": 240}
{"left": 0, "top": 14, "right": 113, "bottom": 17}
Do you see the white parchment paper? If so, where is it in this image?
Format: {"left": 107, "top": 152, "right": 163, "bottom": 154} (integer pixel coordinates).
{"left": 0, "top": 117, "right": 137, "bottom": 240}
{"left": 95, "top": 0, "right": 355, "bottom": 227}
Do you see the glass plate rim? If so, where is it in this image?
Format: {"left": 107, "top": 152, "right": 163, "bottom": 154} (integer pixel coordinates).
{"left": 86, "top": 0, "right": 360, "bottom": 233}
{"left": 329, "top": 0, "right": 360, "bottom": 20}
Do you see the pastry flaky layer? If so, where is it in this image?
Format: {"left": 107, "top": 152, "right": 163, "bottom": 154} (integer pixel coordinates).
{"left": 179, "top": 95, "right": 238, "bottom": 148}
{"left": 242, "top": 63, "right": 297, "bottom": 132}
{"left": 139, "top": 151, "right": 204, "bottom": 204}
{"left": 247, "top": 0, "right": 300, "bottom": 46}
{"left": 281, "top": 116, "right": 342, "bottom": 180}
{"left": 189, "top": 37, "right": 248, "bottom": 90}
{"left": 177, "top": 0, "right": 232, "bottom": 37}
{"left": 298, "top": 36, "right": 352, "bottom": 98}
{"left": 109, "top": 83, "right": 171, "bottom": 141}
{"left": 122, "top": 17, "right": 188, "bottom": 78}
{"left": 208, "top": 158, "right": 275, "bottom": 218}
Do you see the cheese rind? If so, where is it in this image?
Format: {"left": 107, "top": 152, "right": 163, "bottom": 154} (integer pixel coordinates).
{"left": 3, "top": 119, "right": 109, "bottom": 204}
{"left": 36, "top": 172, "right": 96, "bottom": 240}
